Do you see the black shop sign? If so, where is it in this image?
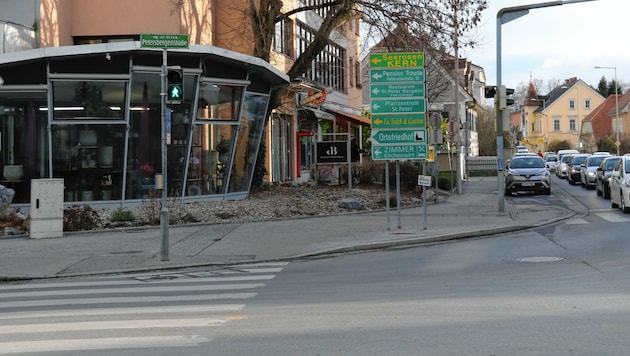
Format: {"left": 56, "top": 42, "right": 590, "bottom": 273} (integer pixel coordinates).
{"left": 317, "top": 141, "right": 348, "bottom": 163}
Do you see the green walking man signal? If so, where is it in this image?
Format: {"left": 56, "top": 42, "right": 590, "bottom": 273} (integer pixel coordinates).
{"left": 166, "top": 66, "right": 184, "bottom": 104}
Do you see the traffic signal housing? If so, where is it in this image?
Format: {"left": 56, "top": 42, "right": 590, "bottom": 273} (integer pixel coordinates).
{"left": 484, "top": 85, "right": 497, "bottom": 99}
{"left": 498, "top": 85, "right": 515, "bottom": 110}
{"left": 166, "top": 66, "right": 184, "bottom": 104}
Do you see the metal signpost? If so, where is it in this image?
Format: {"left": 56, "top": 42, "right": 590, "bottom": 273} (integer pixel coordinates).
{"left": 141, "top": 33, "right": 189, "bottom": 261}
{"left": 369, "top": 52, "right": 426, "bottom": 229}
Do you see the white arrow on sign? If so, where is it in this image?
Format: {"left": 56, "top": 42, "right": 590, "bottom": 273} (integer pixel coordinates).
{"left": 372, "top": 103, "right": 381, "bottom": 111}
{"left": 372, "top": 88, "right": 381, "bottom": 95}
{"left": 372, "top": 72, "right": 383, "bottom": 80}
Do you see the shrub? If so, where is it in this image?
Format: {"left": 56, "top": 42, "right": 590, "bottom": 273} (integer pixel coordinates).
{"left": 110, "top": 208, "right": 135, "bottom": 222}
{"left": 64, "top": 205, "right": 99, "bottom": 231}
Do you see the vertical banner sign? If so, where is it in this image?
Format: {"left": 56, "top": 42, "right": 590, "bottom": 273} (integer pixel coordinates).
{"left": 369, "top": 52, "right": 427, "bottom": 160}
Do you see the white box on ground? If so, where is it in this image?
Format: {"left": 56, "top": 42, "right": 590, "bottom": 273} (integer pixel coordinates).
{"left": 30, "top": 178, "right": 64, "bottom": 239}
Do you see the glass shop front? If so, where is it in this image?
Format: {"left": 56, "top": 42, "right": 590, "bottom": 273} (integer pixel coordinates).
{"left": 0, "top": 43, "right": 287, "bottom": 206}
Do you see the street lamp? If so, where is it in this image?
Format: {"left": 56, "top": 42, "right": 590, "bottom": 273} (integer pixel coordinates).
{"left": 496, "top": 0, "right": 597, "bottom": 214}
{"left": 594, "top": 66, "right": 620, "bottom": 155}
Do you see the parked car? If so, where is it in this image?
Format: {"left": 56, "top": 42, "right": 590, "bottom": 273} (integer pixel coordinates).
{"left": 505, "top": 156, "right": 551, "bottom": 195}
{"left": 545, "top": 154, "right": 558, "bottom": 173}
{"left": 580, "top": 153, "right": 610, "bottom": 189}
{"left": 596, "top": 156, "right": 621, "bottom": 198}
{"left": 609, "top": 156, "right": 630, "bottom": 213}
{"left": 556, "top": 154, "right": 574, "bottom": 178}
{"left": 566, "top": 154, "right": 590, "bottom": 185}
{"left": 516, "top": 145, "right": 528, "bottom": 153}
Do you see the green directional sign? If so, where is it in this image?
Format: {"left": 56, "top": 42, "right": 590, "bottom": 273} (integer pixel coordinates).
{"left": 370, "top": 68, "right": 425, "bottom": 83}
{"left": 371, "top": 129, "right": 426, "bottom": 145}
{"left": 371, "top": 144, "right": 427, "bottom": 160}
{"left": 369, "top": 52, "right": 424, "bottom": 68}
{"left": 371, "top": 114, "right": 426, "bottom": 129}
{"left": 371, "top": 98, "right": 425, "bottom": 114}
{"left": 370, "top": 83, "right": 425, "bottom": 98}
{"left": 141, "top": 33, "right": 190, "bottom": 49}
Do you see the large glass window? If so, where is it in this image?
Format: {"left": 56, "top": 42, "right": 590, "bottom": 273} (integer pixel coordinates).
{"left": 51, "top": 80, "right": 127, "bottom": 120}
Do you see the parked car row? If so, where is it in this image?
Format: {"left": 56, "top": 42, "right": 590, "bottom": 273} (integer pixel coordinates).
{"left": 559, "top": 151, "right": 630, "bottom": 213}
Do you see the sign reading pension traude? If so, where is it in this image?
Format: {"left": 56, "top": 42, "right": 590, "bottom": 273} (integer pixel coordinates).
{"left": 371, "top": 144, "right": 427, "bottom": 160}
{"left": 370, "top": 68, "right": 425, "bottom": 83}
{"left": 140, "top": 34, "right": 190, "bottom": 49}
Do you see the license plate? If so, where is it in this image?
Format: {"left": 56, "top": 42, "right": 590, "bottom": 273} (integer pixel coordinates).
{"left": 521, "top": 182, "right": 535, "bottom": 186}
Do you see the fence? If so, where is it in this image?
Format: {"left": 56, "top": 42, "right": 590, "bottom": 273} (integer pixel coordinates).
{"left": 466, "top": 156, "right": 497, "bottom": 176}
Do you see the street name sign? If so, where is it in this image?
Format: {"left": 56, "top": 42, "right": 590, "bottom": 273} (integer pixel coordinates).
{"left": 370, "top": 68, "right": 425, "bottom": 83}
{"left": 371, "top": 144, "right": 427, "bottom": 160}
{"left": 371, "top": 129, "right": 426, "bottom": 145}
{"left": 371, "top": 114, "right": 426, "bottom": 129}
{"left": 370, "top": 83, "right": 425, "bottom": 98}
{"left": 371, "top": 98, "right": 425, "bottom": 114}
{"left": 141, "top": 34, "right": 190, "bottom": 49}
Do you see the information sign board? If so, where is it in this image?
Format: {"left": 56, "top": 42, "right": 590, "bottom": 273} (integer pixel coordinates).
{"left": 371, "top": 144, "right": 427, "bottom": 160}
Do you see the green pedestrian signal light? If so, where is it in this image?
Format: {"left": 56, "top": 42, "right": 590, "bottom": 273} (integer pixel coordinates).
{"left": 166, "top": 67, "right": 184, "bottom": 104}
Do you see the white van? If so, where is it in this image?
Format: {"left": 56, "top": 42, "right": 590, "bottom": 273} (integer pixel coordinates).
{"left": 557, "top": 149, "right": 579, "bottom": 161}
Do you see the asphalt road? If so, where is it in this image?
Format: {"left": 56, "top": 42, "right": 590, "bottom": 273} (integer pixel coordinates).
{"left": 4, "top": 176, "right": 630, "bottom": 355}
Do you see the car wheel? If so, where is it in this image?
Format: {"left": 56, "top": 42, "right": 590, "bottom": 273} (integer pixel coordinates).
{"left": 544, "top": 188, "right": 551, "bottom": 195}
{"left": 622, "top": 194, "right": 630, "bottom": 213}
{"left": 596, "top": 185, "right": 602, "bottom": 196}
{"left": 611, "top": 193, "right": 619, "bottom": 208}
{"left": 603, "top": 184, "right": 610, "bottom": 199}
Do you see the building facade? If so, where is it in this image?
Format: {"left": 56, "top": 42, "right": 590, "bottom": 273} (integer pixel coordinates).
{"left": 0, "top": 1, "right": 289, "bottom": 206}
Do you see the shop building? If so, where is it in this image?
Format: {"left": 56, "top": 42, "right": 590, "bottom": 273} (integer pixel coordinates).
{"left": 0, "top": 42, "right": 288, "bottom": 205}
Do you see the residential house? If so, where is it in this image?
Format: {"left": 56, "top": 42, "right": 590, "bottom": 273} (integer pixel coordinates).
{"left": 523, "top": 77, "right": 604, "bottom": 152}
{"left": 584, "top": 89, "right": 630, "bottom": 154}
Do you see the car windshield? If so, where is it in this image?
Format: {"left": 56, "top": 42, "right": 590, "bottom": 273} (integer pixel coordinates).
{"left": 588, "top": 156, "right": 607, "bottom": 166}
{"left": 511, "top": 158, "right": 545, "bottom": 169}
{"left": 546, "top": 156, "right": 557, "bottom": 162}
{"left": 626, "top": 160, "right": 630, "bottom": 174}
{"left": 561, "top": 155, "right": 572, "bottom": 163}
{"left": 572, "top": 156, "right": 587, "bottom": 165}
{"left": 606, "top": 158, "right": 620, "bottom": 170}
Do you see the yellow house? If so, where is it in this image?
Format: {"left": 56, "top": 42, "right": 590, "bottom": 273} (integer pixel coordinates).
{"left": 522, "top": 77, "right": 604, "bottom": 152}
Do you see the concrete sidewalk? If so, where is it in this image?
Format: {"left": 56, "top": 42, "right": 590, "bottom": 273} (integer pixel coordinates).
{"left": 0, "top": 177, "right": 577, "bottom": 280}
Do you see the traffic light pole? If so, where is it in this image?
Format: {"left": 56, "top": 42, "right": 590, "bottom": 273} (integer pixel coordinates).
{"left": 160, "top": 49, "right": 170, "bottom": 261}
{"left": 496, "top": 0, "right": 596, "bottom": 214}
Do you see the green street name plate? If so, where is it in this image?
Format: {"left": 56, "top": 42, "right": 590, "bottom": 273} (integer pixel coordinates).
{"left": 369, "top": 52, "right": 425, "bottom": 68}
{"left": 371, "top": 129, "right": 426, "bottom": 144}
{"left": 371, "top": 98, "right": 425, "bottom": 114}
{"left": 141, "top": 33, "right": 190, "bottom": 49}
{"left": 370, "top": 68, "right": 425, "bottom": 83}
{"left": 371, "top": 144, "right": 427, "bottom": 160}
{"left": 370, "top": 83, "right": 425, "bottom": 98}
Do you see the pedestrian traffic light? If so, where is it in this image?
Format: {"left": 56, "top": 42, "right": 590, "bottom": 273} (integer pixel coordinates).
{"left": 166, "top": 66, "right": 184, "bottom": 104}
{"left": 498, "top": 85, "right": 515, "bottom": 110}
{"left": 484, "top": 85, "right": 497, "bottom": 99}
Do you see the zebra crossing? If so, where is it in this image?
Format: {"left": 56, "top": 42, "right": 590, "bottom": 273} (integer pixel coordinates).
{"left": 0, "top": 262, "right": 288, "bottom": 354}
{"left": 566, "top": 209, "right": 630, "bottom": 224}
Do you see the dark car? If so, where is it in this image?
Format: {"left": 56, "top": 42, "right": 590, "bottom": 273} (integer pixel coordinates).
{"left": 566, "top": 154, "right": 590, "bottom": 185}
{"left": 596, "top": 156, "right": 621, "bottom": 198}
{"left": 580, "top": 153, "right": 610, "bottom": 189}
{"left": 505, "top": 156, "right": 551, "bottom": 195}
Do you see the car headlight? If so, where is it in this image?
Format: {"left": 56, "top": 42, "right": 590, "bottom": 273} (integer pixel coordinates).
{"left": 587, "top": 171, "right": 596, "bottom": 177}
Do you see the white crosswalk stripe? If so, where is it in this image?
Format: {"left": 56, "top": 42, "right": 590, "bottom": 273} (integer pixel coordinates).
{"left": 0, "top": 262, "right": 288, "bottom": 354}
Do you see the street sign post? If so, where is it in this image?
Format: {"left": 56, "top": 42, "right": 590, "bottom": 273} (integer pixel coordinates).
{"left": 371, "top": 98, "right": 425, "bottom": 114}
{"left": 370, "top": 83, "right": 425, "bottom": 98}
{"left": 371, "top": 114, "right": 426, "bottom": 129}
{"left": 370, "top": 68, "right": 425, "bottom": 83}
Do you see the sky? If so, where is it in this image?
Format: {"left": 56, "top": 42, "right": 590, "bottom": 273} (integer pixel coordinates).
{"left": 459, "top": 0, "right": 630, "bottom": 94}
